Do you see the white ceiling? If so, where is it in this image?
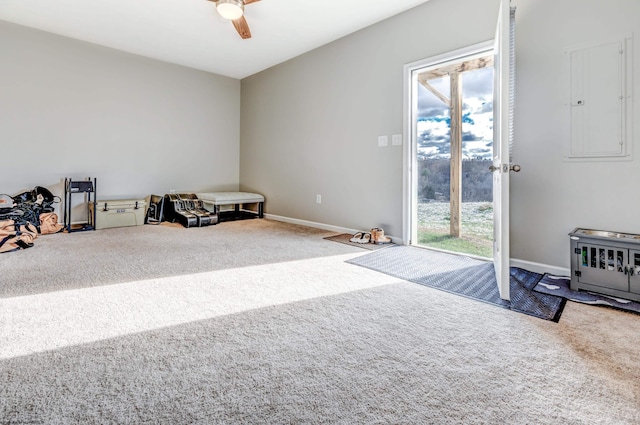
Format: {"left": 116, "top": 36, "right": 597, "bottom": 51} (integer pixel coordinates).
{"left": 0, "top": 0, "right": 431, "bottom": 79}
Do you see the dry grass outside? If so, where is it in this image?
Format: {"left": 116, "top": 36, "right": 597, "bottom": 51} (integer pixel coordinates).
{"left": 417, "top": 202, "right": 493, "bottom": 258}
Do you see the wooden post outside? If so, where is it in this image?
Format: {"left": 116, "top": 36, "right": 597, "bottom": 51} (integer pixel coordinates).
{"left": 450, "top": 72, "right": 462, "bottom": 238}
{"left": 417, "top": 55, "right": 492, "bottom": 240}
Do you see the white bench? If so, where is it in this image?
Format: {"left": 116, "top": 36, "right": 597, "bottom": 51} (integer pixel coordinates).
{"left": 196, "top": 192, "right": 264, "bottom": 221}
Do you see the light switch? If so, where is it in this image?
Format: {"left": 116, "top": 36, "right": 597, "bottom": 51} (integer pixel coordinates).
{"left": 392, "top": 134, "right": 402, "bottom": 146}
{"left": 378, "top": 135, "right": 388, "bottom": 147}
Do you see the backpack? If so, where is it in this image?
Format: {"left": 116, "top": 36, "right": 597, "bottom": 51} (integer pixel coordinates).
{"left": 0, "top": 220, "right": 38, "bottom": 254}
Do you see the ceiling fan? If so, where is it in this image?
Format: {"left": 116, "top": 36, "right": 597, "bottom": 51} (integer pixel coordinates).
{"left": 208, "top": 0, "right": 261, "bottom": 39}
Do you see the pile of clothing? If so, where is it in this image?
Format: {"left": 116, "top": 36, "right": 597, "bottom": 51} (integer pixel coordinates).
{"left": 0, "top": 186, "right": 63, "bottom": 254}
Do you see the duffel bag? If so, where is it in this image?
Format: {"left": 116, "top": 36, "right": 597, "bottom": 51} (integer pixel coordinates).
{"left": 39, "top": 212, "right": 64, "bottom": 235}
{"left": 0, "top": 220, "right": 38, "bottom": 253}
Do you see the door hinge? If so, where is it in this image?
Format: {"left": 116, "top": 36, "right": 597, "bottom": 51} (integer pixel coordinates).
{"left": 574, "top": 270, "right": 582, "bottom": 277}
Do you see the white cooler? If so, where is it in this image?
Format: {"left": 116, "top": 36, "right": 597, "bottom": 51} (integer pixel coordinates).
{"left": 89, "top": 199, "right": 147, "bottom": 230}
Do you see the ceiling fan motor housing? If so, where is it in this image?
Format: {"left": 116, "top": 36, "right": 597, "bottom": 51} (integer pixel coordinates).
{"left": 216, "top": 0, "right": 244, "bottom": 21}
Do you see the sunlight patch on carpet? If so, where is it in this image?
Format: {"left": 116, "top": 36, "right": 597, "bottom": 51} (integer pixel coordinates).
{"left": 0, "top": 253, "right": 399, "bottom": 360}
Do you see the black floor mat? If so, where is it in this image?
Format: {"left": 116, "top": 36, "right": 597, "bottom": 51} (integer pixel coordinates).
{"left": 534, "top": 273, "right": 640, "bottom": 315}
{"left": 347, "top": 245, "right": 566, "bottom": 322}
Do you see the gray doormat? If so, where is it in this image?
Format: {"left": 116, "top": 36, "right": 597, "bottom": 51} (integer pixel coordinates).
{"left": 534, "top": 274, "right": 640, "bottom": 315}
{"left": 346, "top": 245, "right": 566, "bottom": 322}
{"left": 324, "top": 233, "right": 393, "bottom": 250}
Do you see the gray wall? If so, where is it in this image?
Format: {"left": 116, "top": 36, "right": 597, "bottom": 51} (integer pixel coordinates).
{"left": 241, "top": 0, "right": 640, "bottom": 270}
{"left": 0, "top": 20, "right": 240, "bottom": 209}
{"left": 511, "top": 0, "right": 640, "bottom": 268}
{"left": 240, "top": 0, "right": 500, "bottom": 238}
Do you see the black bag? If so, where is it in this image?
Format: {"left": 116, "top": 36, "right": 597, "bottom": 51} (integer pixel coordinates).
{"left": 29, "top": 186, "right": 59, "bottom": 212}
{"left": 8, "top": 186, "right": 61, "bottom": 230}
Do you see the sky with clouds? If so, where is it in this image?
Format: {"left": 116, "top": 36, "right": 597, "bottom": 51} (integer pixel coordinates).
{"left": 416, "top": 67, "right": 494, "bottom": 160}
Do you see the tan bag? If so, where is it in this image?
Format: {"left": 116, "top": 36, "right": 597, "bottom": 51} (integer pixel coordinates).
{"left": 0, "top": 220, "right": 38, "bottom": 253}
{"left": 39, "top": 212, "right": 64, "bottom": 235}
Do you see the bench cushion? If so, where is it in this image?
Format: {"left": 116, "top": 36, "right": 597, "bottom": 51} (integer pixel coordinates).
{"left": 196, "top": 192, "right": 264, "bottom": 205}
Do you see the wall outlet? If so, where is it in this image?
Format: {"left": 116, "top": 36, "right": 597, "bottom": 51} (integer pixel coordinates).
{"left": 378, "top": 135, "right": 389, "bottom": 147}
{"left": 169, "top": 189, "right": 176, "bottom": 194}
{"left": 392, "top": 134, "right": 402, "bottom": 146}
{"left": 316, "top": 194, "right": 322, "bottom": 204}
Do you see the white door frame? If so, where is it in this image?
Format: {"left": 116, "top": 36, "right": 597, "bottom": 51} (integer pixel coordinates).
{"left": 402, "top": 41, "right": 494, "bottom": 247}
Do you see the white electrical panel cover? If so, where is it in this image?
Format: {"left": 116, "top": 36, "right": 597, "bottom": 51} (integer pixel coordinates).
{"left": 564, "top": 34, "right": 633, "bottom": 161}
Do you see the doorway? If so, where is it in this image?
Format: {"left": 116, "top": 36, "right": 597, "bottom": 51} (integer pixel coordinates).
{"left": 405, "top": 43, "right": 495, "bottom": 258}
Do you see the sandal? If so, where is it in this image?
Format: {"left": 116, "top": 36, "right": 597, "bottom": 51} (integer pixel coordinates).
{"left": 350, "top": 232, "right": 372, "bottom": 244}
{"left": 349, "top": 232, "right": 364, "bottom": 243}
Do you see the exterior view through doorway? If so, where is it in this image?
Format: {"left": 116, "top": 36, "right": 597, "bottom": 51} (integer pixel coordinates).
{"left": 405, "top": 43, "right": 496, "bottom": 259}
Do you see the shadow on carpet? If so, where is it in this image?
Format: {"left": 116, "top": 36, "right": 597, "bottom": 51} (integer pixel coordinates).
{"left": 534, "top": 274, "right": 640, "bottom": 315}
{"left": 346, "top": 245, "right": 566, "bottom": 322}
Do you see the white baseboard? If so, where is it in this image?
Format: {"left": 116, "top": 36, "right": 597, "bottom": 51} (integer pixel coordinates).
{"left": 264, "top": 214, "right": 403, "bottom": 244}
{"left": 510, "top": 258, "right": 570, "bottom": 277}
{"left": 265, "top": 214, "right": 358, "bottom": 235}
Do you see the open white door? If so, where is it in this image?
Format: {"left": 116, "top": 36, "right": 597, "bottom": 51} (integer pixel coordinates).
{"left": 492, "top": 0, "right": 515, "bottom": 300}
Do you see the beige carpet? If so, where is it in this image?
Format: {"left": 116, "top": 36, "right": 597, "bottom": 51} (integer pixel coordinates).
{"left": 1, "top": 219, "right": 639, "bottom": 424}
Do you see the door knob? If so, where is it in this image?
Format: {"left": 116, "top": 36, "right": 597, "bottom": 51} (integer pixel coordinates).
{"left": 488, "top": 165, "right": 499, "bottom": 173}
{"left": 510, "top": 164, "right": 521, "bottom": 172}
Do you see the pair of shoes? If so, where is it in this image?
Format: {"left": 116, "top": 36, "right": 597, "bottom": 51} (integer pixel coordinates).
{"left": 370, "top": 228, "right": 392, "bottom": 245}
{"left": 350, "top": 231, "right": 371, "bottom": 244}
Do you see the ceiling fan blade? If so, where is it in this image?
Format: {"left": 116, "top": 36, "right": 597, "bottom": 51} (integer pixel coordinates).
{"left": 244, "top": 0, "right": 261, "bottom": 4}
{"left": 232, "top": 15, "right": 252, "bottom": 39}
